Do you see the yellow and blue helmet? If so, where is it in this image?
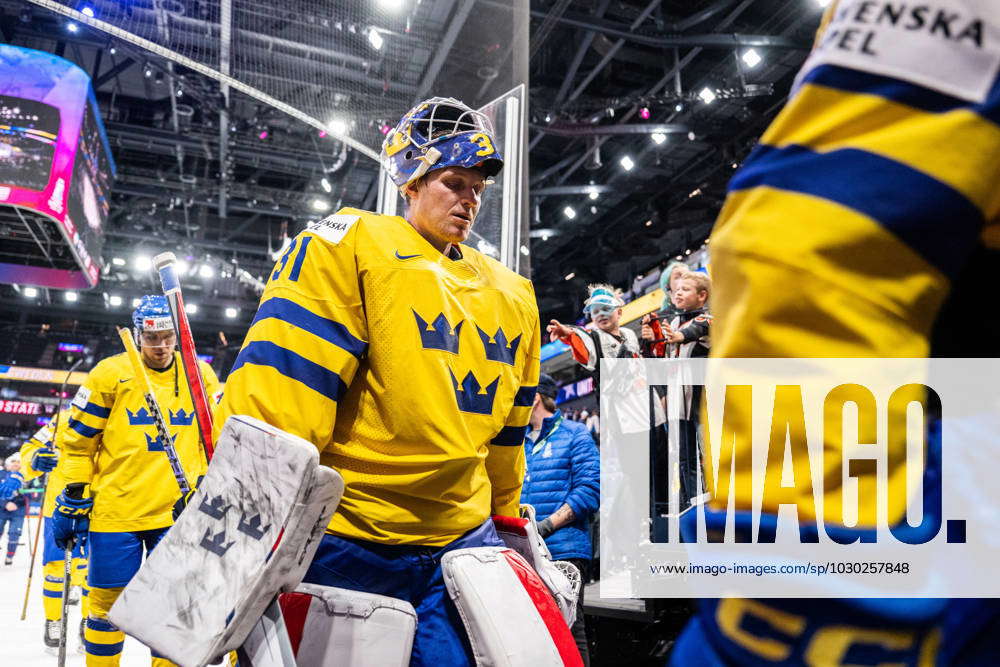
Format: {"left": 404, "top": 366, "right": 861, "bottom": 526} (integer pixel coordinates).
{"left": 381, "top": 97, "right": 503, "bottom": 190}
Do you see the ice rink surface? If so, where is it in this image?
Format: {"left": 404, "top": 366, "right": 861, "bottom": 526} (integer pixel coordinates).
{"left": 1, "top": 529, "right": 148, "bottom": 666}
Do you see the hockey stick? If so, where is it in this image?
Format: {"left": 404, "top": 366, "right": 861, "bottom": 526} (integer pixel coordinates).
{"left": 57, "top": 540, "right": 72, "bottom": 667}
{"left": 154, "top": 252, "right": 215, "bottom": 459}
{"left": 117, "top": 327, "right": 191, "bottom": 495}
{"left": 21, "top": 357, "right": 84, "bottom": 621}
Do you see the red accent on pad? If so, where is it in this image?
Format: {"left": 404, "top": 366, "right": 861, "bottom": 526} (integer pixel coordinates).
{"left": 491, "top": 514, "right": 529, "bottom": 536}
{"left": 277, "top": 592, "right": 311, "bottom": 658}
{"left": 500, "top": 549, "right": 583, "bottom": 667}
{"left": 270, "top": 527, "right": 285, "bottom": 553}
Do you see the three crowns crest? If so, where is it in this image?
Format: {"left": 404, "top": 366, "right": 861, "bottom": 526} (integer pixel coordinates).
{"left": 413, "top": 310, "right": 463, "bottom": 354}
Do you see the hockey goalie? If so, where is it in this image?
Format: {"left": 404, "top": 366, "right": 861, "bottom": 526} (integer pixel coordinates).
{"left": 107, "top": 97, "right": 583, "bottom": 667}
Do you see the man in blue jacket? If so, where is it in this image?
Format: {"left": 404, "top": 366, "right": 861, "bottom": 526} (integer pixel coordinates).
{"left": 521, "top": 373, "right": 600, "bottom": 666}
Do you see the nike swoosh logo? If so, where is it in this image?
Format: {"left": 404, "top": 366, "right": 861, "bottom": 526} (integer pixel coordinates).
{"left": 119, "top": 379, "right": 130, "bottom": 383}
{"left": 395, "top": 251, "right": 421, "bottom": 261}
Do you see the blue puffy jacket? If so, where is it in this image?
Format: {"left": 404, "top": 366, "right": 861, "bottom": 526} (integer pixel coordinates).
{"left": 521, "top": 411, "right": 600, "bottom": 561}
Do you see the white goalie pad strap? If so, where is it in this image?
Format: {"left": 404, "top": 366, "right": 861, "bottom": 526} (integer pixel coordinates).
{"left": 491, "top": 510, "right": 580, "bottom": 626}
{"left": 442, "top": 547, "right": 582, "bottom": 667}
{"left": 278, "top": 583, "right": 417, "bottom": 667}
{"left": 109, "top": 415, "right": 345, "bottom": 667}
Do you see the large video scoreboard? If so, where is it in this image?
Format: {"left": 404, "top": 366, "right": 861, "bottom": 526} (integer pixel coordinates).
{"left": 0, "top": 44, "right": 115, "bottom": 289}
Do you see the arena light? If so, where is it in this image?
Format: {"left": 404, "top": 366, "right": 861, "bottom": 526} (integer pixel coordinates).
{"left": 651, "top": 132, "right": 666, "bottom": 145}
{"left": 327, "top": 118, "right": 348, "bottom": 136}
{"left": 588, "top": 190, "right": 599, "bottom": 200}
{"left": 175, "top": 260, "right": 189, "bottom": 276}
{"left": 185, "top": 303, "right": 198, "bottom": 315}
{"left": 520, "top": 245, "right": 529, "bottom": 256}
{"left": 225, "top": 307, "right": 239, "bottom": 319}
{"left": 368, "top": 28, "right": 384, "bottom": 51}
{"left": 620, "top": 155, "right": 635, "bottom": 171}
{"left": 134, "top": 255, "right": 152, "bottom": 271}
{"left": 23, "top": 287, "right": 38, "bottom": 298}
{"left": 109, "top": 295, "right": 123, "bottom": 307}
{"left": 320, "top": 177, "right": 332, "bottom": 193}
{"left": 311, "top": 197, "right": 331, "bottom": 212}
{"left": 198, "top": 264, "right": 214, "bottom": 279}
{"left": 675, "top": 103, "right": 683, "bottom": 112}
{"left": 742, "top": 48, "right": 762, "bottom": 68}
{"left": 816, "top": 0, "right": 831, "bottom": 6}
{"left": 65, "top": 291, "right": 78, "bottom": 302}
{"left": 112, "top": 257, "right": 126, "bottom": 266}
{"left": 80, "top": 6, "right": 95, "bottom": 17}
{"left": 67, "top": 22, "right": 78, "bottom": 32}
{"left": 564, "top": 272, "right": 576, "bottom": 281}
{"left": 132, "top": 297, "right": 142, "bottom": 307}
{"left": 378, "top": 0, "right": 404, "bottom": 9}
{"left": 563, "top": 206, "right": 576, "bottom": 219}
{"left": 698, "top": 87, "right": 717, "bottom": 104}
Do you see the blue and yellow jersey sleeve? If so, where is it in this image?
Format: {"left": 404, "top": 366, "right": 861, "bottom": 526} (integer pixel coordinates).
{"left": 19, "top": 410, "right": 76, "bottom": 516}
{"left": 707, "top": 2, "right": 1000, "bottom": 526}
{"left": 486, "top": 288, "right": 540, "bottom": 517}
{"left": 61, "top": 360, "right": 117, "bottom": 489}
{"left": 19, "top": 421, "right": 52, "bottom": 484}
{"left": 215, "top": 218, "right": 369, "bottom": 451}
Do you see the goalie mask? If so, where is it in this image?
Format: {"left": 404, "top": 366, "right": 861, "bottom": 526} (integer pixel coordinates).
{"left": 381, "top": 97, "right": 503, "bottom": 191}
{"left": 132, "top": 294, "right": 174, "bottom": 344}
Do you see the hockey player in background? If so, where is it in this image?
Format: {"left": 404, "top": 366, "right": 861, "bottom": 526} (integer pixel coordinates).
{"left": 1, "top": 454, "right": 28, "bottom": 565}
{"left": 216, "top": 97, "right": 543, "bottom": 666}
{"left": 51, "top": 295, "right": 220, "bottom": 666}
{"left": 19, "top": 410, "right": 91, "bottom": 651}
{"left": 669, "top": 1, "right": 1000, "bottom": 664}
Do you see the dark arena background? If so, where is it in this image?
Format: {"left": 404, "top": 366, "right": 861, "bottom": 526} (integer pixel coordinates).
{"left": 0, "top": 1, "right": 827, "bottom": 664}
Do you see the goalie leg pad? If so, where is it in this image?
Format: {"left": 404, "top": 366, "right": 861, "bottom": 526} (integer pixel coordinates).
{"left": 442, "top": 547, "right": 583, "bottom": 667}
{"left": 108, "top": 415, "right": 345, "bottom": 667}
{"left": 492, "top": 510, "right": 581, "bottom": 626}
{"left": 278, "top": 583, "right": 417, "bottom": 667}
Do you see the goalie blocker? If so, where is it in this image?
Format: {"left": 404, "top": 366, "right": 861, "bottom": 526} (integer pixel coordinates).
{"left": 108, "top": 416, "right": 344, "bottom": 667}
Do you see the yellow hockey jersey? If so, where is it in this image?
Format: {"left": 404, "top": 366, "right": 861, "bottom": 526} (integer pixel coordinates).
{"left": 19, "top": 409, "right": 78, "bottom": 517}
{"left": 216, "top": 207, "right": 540, "bottom": 546}
{"left": 61, "top": 352, "right": 220, "bottom": 532}
{"left": 707, "top": 2, "right": 1000, "bottom": 526}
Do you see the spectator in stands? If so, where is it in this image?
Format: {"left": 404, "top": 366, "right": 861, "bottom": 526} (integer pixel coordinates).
{"left": 641, "top": 270, "right": 712, "bottom": 508}
{"left": 659, "top": 260, "right": 690, "bottom": 321}
{"left": 0, "top": 454, "right": 28, "bottom": 565}
{"left": 547, "top": 284, "right": 644, "bottom": 390}
{"left": 521, "top": 373, "right": 599, "bottom": 667}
